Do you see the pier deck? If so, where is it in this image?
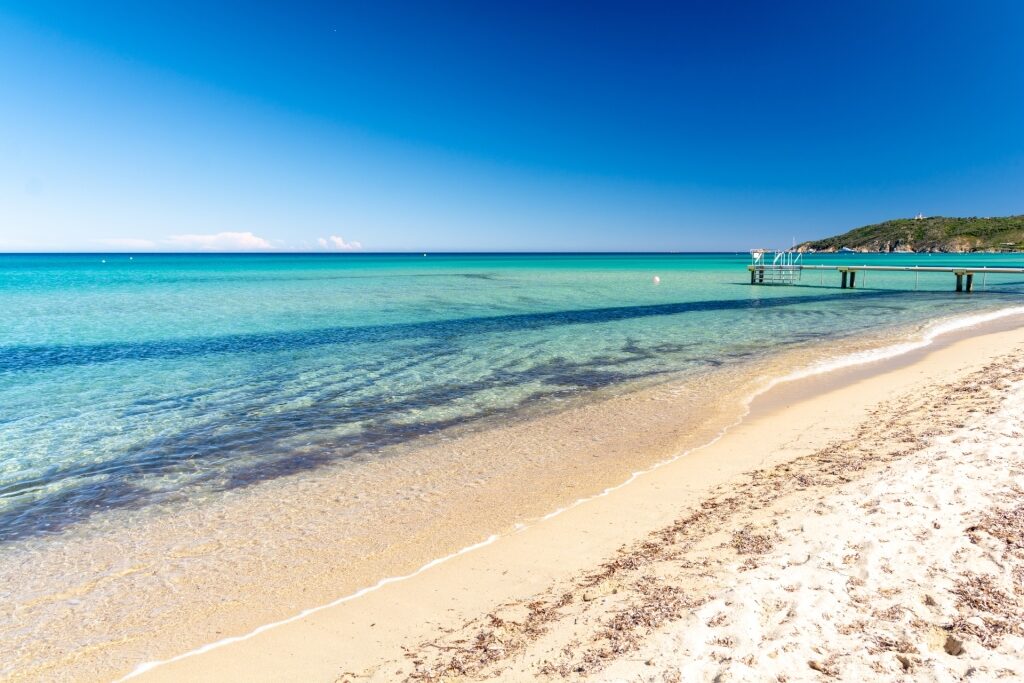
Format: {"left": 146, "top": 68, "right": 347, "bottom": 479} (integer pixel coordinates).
{"left": 748, "top": 264, "right": 1024, "bottom": 291}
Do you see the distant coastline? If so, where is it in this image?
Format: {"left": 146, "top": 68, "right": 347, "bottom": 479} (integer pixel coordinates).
{"left": 797, "top": 214, "right": 1024, "bottom": 253}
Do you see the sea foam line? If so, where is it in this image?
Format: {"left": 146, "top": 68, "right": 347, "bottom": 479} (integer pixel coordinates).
{"left": 119, "top": 304, "right": 1024, "bottom": 681}
{"left": 117, "top": 534, "right": 499, "bottom": 680}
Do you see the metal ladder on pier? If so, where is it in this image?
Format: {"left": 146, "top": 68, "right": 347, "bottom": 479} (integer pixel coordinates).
{"left": 749, "top": 249, "right": 803, "bottom": 284}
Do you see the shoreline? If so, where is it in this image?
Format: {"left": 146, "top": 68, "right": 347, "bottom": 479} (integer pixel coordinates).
{"left": 122, "top": 309, "right": 1024, "bottom": 682}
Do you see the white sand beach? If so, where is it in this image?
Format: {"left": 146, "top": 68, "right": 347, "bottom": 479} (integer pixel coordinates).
{"left": 126, "top": 318, "right": 1024, "bottom": 683}
{"left": 602, "top": 358, "right": 1024, "bottom": 681}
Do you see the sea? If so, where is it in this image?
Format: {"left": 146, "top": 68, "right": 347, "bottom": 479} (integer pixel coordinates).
{"left": 3, "top": 251, "right": 1024, "bottom": 678}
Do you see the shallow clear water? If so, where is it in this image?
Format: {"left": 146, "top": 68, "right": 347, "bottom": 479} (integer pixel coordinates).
{"left": 3, "top": 252, "right": 1023, "bottom": 543}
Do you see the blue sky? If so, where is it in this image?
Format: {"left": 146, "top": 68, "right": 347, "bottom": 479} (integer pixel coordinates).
{"left": 1, "top": 1, "right": 1023, "bottom": 252}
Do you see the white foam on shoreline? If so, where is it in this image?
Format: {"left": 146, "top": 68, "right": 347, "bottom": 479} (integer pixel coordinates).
{"left": 118, "top": 304, "right": 1024, "bottom": 681}
{"left": 765, "top": 305, "right": 1024, "bottom": 388}
{"left": 117, "top": 534, "right": 499, "bottom": 681}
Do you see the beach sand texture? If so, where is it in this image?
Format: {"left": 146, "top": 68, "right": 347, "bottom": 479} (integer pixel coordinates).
{"left": 127, "top": 320, "right": 1024, "bottom": 682}
{"left": 602, "top": 356, "right": 1024, "bottom": 681}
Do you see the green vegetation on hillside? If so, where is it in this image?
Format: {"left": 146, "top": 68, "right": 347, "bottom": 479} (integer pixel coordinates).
{"left": 797, "top": 215, "right": 1024, "bottom": 253}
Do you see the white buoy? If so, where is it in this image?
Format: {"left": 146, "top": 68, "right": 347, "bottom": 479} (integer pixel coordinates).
{"left": 652, "top": 275, "right": 661, "bottom": 284}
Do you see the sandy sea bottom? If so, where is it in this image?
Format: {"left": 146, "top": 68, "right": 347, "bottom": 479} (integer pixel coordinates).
{"left": 4, "top": 307, "right": 1024, "bottom": 681}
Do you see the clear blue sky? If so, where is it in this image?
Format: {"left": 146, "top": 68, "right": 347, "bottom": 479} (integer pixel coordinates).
{"left": 1, "top": 1, "right": 1023, "bottom": 252}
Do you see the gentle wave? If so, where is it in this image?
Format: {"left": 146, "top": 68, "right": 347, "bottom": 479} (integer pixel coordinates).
{"left": 771, "top": 304, "right": 1024, "bottom": 386}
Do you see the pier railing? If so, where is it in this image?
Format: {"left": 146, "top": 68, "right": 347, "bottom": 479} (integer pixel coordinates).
{"left": 748, "top": 264, "right": 1024, "bottom": 292}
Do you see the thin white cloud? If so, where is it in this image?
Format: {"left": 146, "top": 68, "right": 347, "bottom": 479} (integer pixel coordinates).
{"left": 88, "top": 232, "right": 355, "bottom": 252}
{"left": 95, "top": 238, "right": 158, "bottom": 249}
{"left": 163, "top": 231, "right": 273, "bottom": 251}
{"left": 319, "top": 235, "right": 362, "bottom": 250}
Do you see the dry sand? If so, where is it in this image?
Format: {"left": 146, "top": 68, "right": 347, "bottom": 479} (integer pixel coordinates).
{"left": 601, "top": 356, "right": 1024, "bottom": 681}
{"left": 129, "top": 319, "right": 1024, "bottom": 682}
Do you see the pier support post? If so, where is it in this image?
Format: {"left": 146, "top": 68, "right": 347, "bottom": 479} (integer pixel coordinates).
{"left": 955, "top": 272, "right": 963, "bottom": 292}
{"left": 840, "top": 271, "right": 848, "bottom": 288}
{"left": 750, "top": 268, "right": 756, "bottom": 285}
{"left": 849, "top": 271, "right": 857, "bottom": 289}
{"left": 966, "top": 273, "right": 974, "bottom": 293}
{"left": 758, "top": 268, "right": 764, "bottom": 283}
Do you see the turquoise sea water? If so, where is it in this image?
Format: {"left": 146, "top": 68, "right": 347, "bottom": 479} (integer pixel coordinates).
{"left": 2, "top": 252, "right": 1024, "bottom": 543}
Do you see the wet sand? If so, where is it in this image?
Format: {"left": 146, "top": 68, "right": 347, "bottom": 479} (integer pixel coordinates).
{"left": 4, "top": 316, "right": 810, "bottom": 681}
{"left": 121, "top": 316, "right": 1024, "bottom": 681}
{"left": 5, "top": 363, "right": 750, "bottom": 681}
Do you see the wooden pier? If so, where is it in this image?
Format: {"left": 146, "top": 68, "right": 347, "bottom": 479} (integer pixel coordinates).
{"left": 748, "top": 264, "right": 1024, "bottom": 291}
